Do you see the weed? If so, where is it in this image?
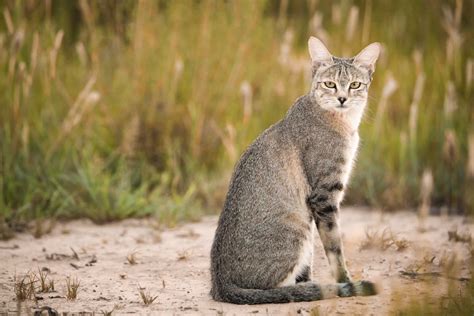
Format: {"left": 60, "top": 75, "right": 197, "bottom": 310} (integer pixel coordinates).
{"left": 32, "top": 219, "right": 55, "bottom": 239}
{"left": 0, "top": 218, "right": 14, "bottom": 240}
{"left": 359, "top": 228, "right": 409, "bottom": 252}
{"left": 177, "top": 250, "right": 190, "bottom": 261}
{"left": 37, "top": 268, "right": 55, "bottom": 293}
{"left": 448, "top": 228, "right": 472, "bottom": 244}
{"left": 70, "top": 247, "right": 80, "bottom": 260}
{"left": 14, "top": 273, "right": 36, "bottom": 301}
{"left": 101, "top": 306, "right": 116, "bottom": 316}
{"left": 138, "top": 287, "right": 158, "bottom": 306}
{"left": 65, "top": 277, "right": 80, "bottom": 300}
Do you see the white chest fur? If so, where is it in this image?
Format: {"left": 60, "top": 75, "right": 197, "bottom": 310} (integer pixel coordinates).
{"left": 334, "top": 132, "right": 359, "bottom": 206}
{"left": 341, "top": 132, "right": 359, "bottom": 186}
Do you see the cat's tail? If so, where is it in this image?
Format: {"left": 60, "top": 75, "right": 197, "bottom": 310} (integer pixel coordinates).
{"left": 214, "top": 281, "right": 377, "bottom": 305}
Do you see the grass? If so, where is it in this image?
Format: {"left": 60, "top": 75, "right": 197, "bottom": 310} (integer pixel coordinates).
{"left": 0, "top": 0, "right": 473, "bottom": 238}
{"left": 448, "top": 228, "right": 472, "bottom": 243}
{"left": 177, "top": 250, "right": 190, "bottom": 261}
{"left": 138, "top": 287, "right": 158, "bottom": 306}
{"left": 101, "top": 307, "right": 116, "bottom": 316}
{"left": 14, "top": 273, "right": 36, "bottom": 302}
{"left": 396, "top": 254, "right": 474, "bottom": 315}
{"left": 65, "top": 276, "right": 80, "bottom": 300}
{"left": 359, "top": 227, "right": 409, "bottom": 252}
{"left": 37, "top": 268, "right": 55, "bottom": 293}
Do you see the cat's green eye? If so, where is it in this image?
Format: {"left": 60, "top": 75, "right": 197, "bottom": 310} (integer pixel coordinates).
{"left": 350, "top": 81, "right": 362, "bottom": 89}
{"left": 324, "top": 81, "right": 336, "bottom": 89}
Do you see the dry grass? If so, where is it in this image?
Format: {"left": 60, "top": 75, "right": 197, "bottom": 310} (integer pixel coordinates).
{"left": 177, "top": 250, "right": 190, "bottom": 261}
{"left": 448, "top": 228, "right": 472, "bottom": 244}
{"left": 37, "top": 268, "right": 55, "bottom": 293}
{"left": 359, "top": 228, "right": 409, "bottom": 251}
{"left": 70, "top": 247, "right": 80, "bottom": 260}
{"left": 65, "top": 277, "right": 80, "bottom": 300}
{"left": 126, "top": 252, "right": 138, "bottom": 265}
{"left": 399, "top": 250, "right": 467, "bottom": 283}
{"left": 0, "top": 219, "right": 14, "bottom": 241}
{"left": 14, "top": 273, "right": 36, "bottom": 301}
{"left": 32, "top": 219, "right": 56, "bottom": 239}
{"left": 101, "top": 306, "right": 116, "bottom": 316}
{"left": 138, "top": 287, "right": 158, "bottom": 306}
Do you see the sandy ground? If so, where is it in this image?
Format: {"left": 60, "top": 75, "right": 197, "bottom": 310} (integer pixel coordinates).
{"left": 0, "top": 207, "right": 472, "bottom": 315}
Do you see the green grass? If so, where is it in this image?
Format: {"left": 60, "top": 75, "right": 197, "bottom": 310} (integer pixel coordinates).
{"left": 0, "top": 0, "right": 473, "bottom": 237}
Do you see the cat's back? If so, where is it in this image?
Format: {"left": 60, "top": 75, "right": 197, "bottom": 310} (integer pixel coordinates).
{"left": 222, "top": 95, "right": 314, "bottom": 212}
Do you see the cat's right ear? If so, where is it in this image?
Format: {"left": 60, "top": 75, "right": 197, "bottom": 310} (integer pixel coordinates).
{"left": 308, "top": 37, "right": 332, "bottom": 72}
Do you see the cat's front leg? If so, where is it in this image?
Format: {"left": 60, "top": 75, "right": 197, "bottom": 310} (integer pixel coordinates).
{"left": 307, "top": 182, "right": 351, "bottom": 283}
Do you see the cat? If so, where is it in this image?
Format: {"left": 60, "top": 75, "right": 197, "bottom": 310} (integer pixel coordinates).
{"left": 210, "top": 37, "right": 381, "bottom": 304}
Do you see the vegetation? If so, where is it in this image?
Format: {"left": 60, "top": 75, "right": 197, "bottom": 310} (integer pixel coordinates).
{"left": 138, "top": 287, "right": 158, "bottom": 306}
{"left": 0, "top": 0, "right": 473, "bottom": 236}
{"left": 65, "top": 276, "right": 80, "bottom": 300}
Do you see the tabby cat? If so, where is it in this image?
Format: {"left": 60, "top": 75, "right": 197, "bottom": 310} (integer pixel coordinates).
{"left": 210, "top": 37, "right": 381, "bottom": 304}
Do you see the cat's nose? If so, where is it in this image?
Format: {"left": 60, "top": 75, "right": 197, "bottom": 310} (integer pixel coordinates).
{"left": 337, "top": 97, "right": 347, "bottom": 105}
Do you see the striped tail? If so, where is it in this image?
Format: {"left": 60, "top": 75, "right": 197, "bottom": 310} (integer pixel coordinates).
{"left": 214, "top": 280, "right": 377, "bottom": 305}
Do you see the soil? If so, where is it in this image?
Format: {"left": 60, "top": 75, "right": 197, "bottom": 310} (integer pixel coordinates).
{"left": 0, "top": 207, "right": 472, "bottom": 315}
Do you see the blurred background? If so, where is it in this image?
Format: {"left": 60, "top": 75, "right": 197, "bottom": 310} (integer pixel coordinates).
{"left": 0, "top": 0, "right": 473, "bottom": 237}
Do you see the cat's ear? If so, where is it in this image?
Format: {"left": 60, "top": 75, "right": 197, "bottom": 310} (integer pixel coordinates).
{"left": 308, "top": 37, "right": 332, "bottom": 70}
{"left": 353, "top": 42, "right": 381, "bottom": 73}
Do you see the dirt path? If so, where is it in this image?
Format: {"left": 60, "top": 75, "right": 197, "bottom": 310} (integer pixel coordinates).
{"left": 0, "top": 208, "right": 472, "bottom": 315}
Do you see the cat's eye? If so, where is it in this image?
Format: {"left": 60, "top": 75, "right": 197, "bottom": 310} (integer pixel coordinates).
{"left": 350, "top": 81, "right": 362, "bottom": 89}
{"left": 324, "top": 81, "right": 336, "bottom": 89}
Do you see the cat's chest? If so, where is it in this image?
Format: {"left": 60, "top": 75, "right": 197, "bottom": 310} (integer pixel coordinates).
{"left": 340, "top": 132, "right": 359, "bottom": 185}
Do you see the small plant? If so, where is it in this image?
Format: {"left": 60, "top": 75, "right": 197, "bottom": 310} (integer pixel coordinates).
{"left": 448, "top": 229, "right": 472, "bottom": 244}
{"left": 38, "top": 268, "right": 55, "bottom": 293}
{"left": 65, "top": 277, "right": 80, "bottom": 300}
{"left": 101, "top": 306, "right": 116, "bottom": 316}
{"left": 138, "top": 287, "right": 158, "bottom": 306}
{"left": 0, "top": 218, "right": 14, "bottom": 240}
{"left": 32, "top": 219, "right": 55, "bottom": 239}
{"left": 359, "top": 228, "right": 409, "bottom": 251}
{"left": 14, "top": 273, "right": 36, "bottom": 301}
{"left": 177, "top": 250, "right": 190, "bottom": 261}
{"left": 126, "top": 252, "right": 138, "bottom": 265}
{"left": 70, "top": 247, "right": 80, "bottom": 260}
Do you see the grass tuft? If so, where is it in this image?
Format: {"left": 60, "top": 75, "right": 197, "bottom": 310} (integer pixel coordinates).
{"left": 14, "top": 273, "right": 36, "bottom": 301}
{"left": 448, "top": 228, "right": 472, "bottom": 244}
{"left": 177, "top": 250, "right": 190, "bottom": 261}
{"left": 37, "top": 268, "right": 55, "bottom": 293}
{"left": 359, "top": 228, "right": 409, "bottom": 252}
{"left": 65, "top": 277, "right": 80, "bottom": 300}
{"left": 138, "top": 287, "right": 158, "bottom": 306}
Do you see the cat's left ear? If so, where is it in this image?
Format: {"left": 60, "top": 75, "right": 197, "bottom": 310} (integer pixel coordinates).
{"left": 353, "top": 42, "right": 381, "bottom": 74}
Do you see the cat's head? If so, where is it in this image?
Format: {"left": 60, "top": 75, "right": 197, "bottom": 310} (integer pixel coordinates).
{"left": 308, "top": 37, "right": 380, "bottom": 114}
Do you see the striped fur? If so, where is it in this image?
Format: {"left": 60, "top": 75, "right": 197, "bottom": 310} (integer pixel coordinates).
{"left": 210, "top": 38, "right": 380, "bottom": 304}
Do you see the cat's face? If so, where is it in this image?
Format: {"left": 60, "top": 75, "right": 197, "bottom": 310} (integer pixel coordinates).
{"left": 308, "top": 38, "right": 380, "bottom": 114}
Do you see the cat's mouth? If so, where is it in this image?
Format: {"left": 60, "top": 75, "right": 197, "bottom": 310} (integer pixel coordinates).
{"left": 335, "top": 105, "right": 350, "bottom": 111}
